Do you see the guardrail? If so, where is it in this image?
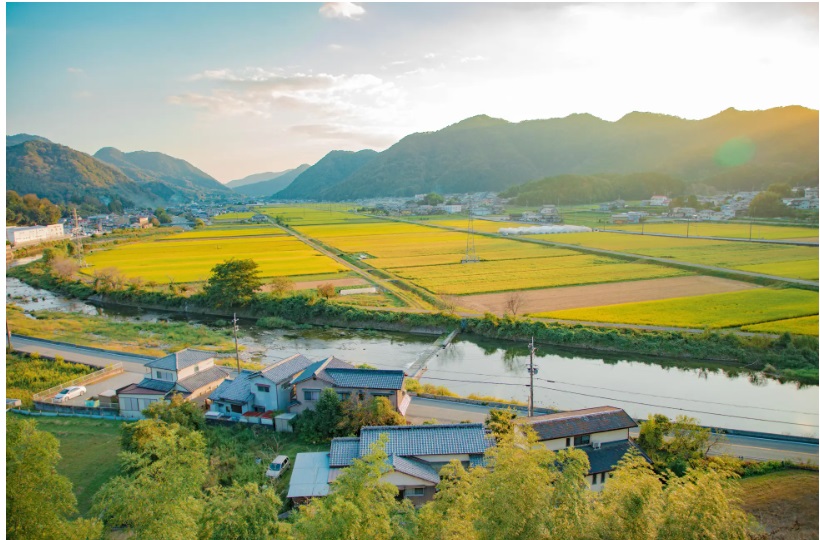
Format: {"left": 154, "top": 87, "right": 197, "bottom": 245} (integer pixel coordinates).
{"left": 32, "top": 362, "right": 124, "bottom": 404}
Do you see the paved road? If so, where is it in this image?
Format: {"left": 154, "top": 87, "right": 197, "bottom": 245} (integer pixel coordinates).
{"left": 9, "top": 335, "right": 153, "bottom": 374}
{"left": 407, "top": 397, "right": 819, "bottom": 463}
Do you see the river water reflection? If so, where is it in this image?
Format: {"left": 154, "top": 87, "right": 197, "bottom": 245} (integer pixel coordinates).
{"left": 6, "top": 278, "right": 818, "bottom": 437}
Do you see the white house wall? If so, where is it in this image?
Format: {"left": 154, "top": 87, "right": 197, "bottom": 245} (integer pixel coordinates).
{"left": 539, "top": 428, "right": 631, "bottom": 451}
{"left": 176, "top": 358, "right": 214, "bottom": 380}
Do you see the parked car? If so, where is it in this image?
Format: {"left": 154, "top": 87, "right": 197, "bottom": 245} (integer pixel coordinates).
{"left": 54, "top": 386, "right": 87, "bottom": 403}
{"left": 266, "top": 455, "right": 290, "bottom": 479}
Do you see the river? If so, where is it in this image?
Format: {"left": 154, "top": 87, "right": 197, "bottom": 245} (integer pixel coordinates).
{"left": 6, "top": 277, "right": 818, "bottom": 437}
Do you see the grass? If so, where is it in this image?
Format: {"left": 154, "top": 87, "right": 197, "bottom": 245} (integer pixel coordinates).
{"left": 6, "top": 352, "right": 95, "bottom": 407}
{"left": 742, "top": 315, "right": 819, "bottom": 336}
{"left": 7, "top": 304, "right": 234, "bottom": 355}
{"left": 31, "top": 416, "right": 125, "bottom": 517}
{"left": 739, "top": 469, "right": 818, "bottom": 539}
{"left": 81, "top": 234, "right": 347, "bottom": 283}
{"left": 533, "top": 288, "right": 819, "bottom": 329}
{"left": 734, "top": 259, "right": 819, "bottom": 280}
{"left": 164, "top": 226, "right": 286, "bottom": 239}
{"left": 609, "top": 222, "right": 818, "bottom": 240}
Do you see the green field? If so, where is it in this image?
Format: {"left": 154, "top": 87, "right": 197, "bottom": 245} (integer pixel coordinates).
{"left": 532, "top": 289, "right": 819, "bottom": 329}
{"left": 6, "top": 351, "right": 95, "bottom": 407}
{"left": 32, "top": 416, "right": 125, "bottom": 516}
{"left": 165, "top": 226, "right": 286, "bottom": 239}
{"left": 742, "top": 315, "right": 819, "bottom": 336}
{"left": 608, "top": 222, "right": 818, "bottom": 240}
{"left": 82, "top": 234, "right": 347, "bottom": 283}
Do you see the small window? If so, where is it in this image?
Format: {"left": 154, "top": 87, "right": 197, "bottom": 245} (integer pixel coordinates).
{"left": 601, "top": 472, "right": 606, "bottom": 484}
{"left": 304, "top": 389, "right": 320, "bottom": 401}
{"left": 337, "top": 392, "right": 350, "bottom": 400}
{"left": 565, "top": 438, "right": 571, "bottom": 447}
{"left": 194, "top": 365, "right": 200, "bottom": 373}
{"left": 257, "top": 385, "right": 270, "bottom": 393}
{"left": 155, "top": 371, "right": 163, "bottom": 380}
{"left": 573, "top": 434, "right": 590, "bottom": 446}
{"left": 592, "top": 473, "right": 597, "bottom": 485}
{"left": 408, "top": 487, "right": 426, "bottom": 497}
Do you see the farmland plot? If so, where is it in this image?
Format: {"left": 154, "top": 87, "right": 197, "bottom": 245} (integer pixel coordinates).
{"left": 82, "top": 235, "right": 347, "bottom": 283}
{"left": 742, "top": 315, "right": 819, "bottom": 336}
{"left": 607, "top": 222, "right": 818, "bottom": 240}
{"left": 531, "top": 289, "right": 819, "bottom": 329}
{"left": 165, "top": 227, "right": 286, "bottom": 240}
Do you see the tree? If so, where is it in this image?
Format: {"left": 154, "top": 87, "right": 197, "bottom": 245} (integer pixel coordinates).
{"left": 143, "top": 393, "right": 205, "bottom": 431}
{"left": 484, "top": 408, "right": 518, "bottom": 442}
{"left": 341, "top": 396, "right": 407, "bottom": 435}
{"left": 766, "top": 182, "right": 792, "bottom": 198}
{"left": 503, "top": 291, "right": 524, "bottom": 317}
{"left": 154, "top": 207, "right": 173, "bottom": 224}
{"left": 291, "top": 436, "right": 416, "bottom": 540}
{"left": 6, "top": 417, "right": 103, "bottom": 540}
{"left": 149, "top": 216, "right": 160, "bottom": 227}
{"left": 439, "top": 293, "right": 458, "bottom": 314}
{"left": 423, "top": 193, "right": 445, "bottom": 206}
{"left": 637, "top": 414, "right": 711, "bottom": 475}
{"left": 93, "top": 420, "right": 208, "bottom": 540}
{"left": 748, "top": 191, "right": 791, "bottom": 218}
{"left": 295, "top": 388, "right": 345, "bottom": 443}
{"left": 50, "top": 256, "right": 80, "bottom": 281}
{"left": 198, "top": 483, "right": 286, "bottom": 540}
{"left": 317, "top": 283, "right": 337, "bottom": 299}
{"left": 268, "top": 276, "right": 294, "bottom": 297}
{"left": 203, "top": 258, "right": 262, "bottom": 308}
{"left": 194, "top": 218, "right": 206, "bottom": 229}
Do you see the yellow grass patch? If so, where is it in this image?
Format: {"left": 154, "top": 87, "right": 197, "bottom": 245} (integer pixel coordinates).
{"left": 742, "top": 315, "right": 819, "bottom": 336}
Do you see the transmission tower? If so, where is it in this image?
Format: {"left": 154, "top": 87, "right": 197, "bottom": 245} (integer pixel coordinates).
{"left": 71, "top": 208, "right": 85, "bottom": 261}
{"left": 461, "top": 195, "right": 480, "bottom": 263}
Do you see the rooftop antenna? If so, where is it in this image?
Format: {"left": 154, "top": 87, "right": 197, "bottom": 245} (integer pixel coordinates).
{"left": 461, "top": 194, "right": 480, "bottom": 263}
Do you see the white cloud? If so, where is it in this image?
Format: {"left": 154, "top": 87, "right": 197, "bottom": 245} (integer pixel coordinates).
{"left": 328, "top": 43, "right": 343, "bottom": 51}
{"left": 66, "top": 67, "right": 84, "bottom": 74}
{"left": 319, "top": 2, "right": 365, "bottom": 20}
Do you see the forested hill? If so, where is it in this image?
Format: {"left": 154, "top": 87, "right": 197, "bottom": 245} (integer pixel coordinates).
{"left": 289, "top": 106, "right": 817, "bottom": 200}
{"left": 6, "top": 133, "right": 51, "bottom": 147}
{"left": 272, "top": 150, "right": 379, "bottom": 200}
{"left": 234, "top": 164, "right": 311, "bottom": 197}
{"left": 6, "top": 140, "right": 163, "bottom": 209}
{"left": 94, "top": 147, "right": 230, "bottom": 199}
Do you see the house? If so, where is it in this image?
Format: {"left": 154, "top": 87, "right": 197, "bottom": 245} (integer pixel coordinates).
{"left": 517, "top": 406, "right": 647, "bottom": 492}
{"left": 117, "top": 349, "right": 229, "bottom": 419}
{"left": 251, "top": 214, "right": 270, "bottom": 223}
{"left": 287, "top": 423, "right": 494, "bottom": 506}
{"left": 209, "top": 353, "right": 314, "bottom": 418}
{"left": 6, "top": 224, "right": 66, "bottom": 246}
{"left": 649, "top": 195, "right": 670, "bottom": 207}
{"left": 288, "top": 356, "right": 410, "bottom": 415}
{"left": 209, "top": 355, "right": 411, "bottom": 417}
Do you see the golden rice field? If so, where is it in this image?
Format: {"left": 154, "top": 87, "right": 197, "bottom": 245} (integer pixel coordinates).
{"left": 530, "top": 289, "right": 819, "bottom": 330}
{"left": 526, "top": 232, "right": 818, "bottom": 280}
{"left": 213, "top": 212, "right": 255, "bottom": 221}
{"left": 82, "top": 235, "right": 347, "bottom": 283}
{"left": 608, "top": 222, "right": 818, "bottom": 240}
{"left": 741, "top": 315, "right": 819, "bottom": 336}
{"left": 164, "top": 227, "right": 285, "bottom": 240}
{"left": 391, "top": 256, "right": 687, "bottom": 295}
{"left": 259, "top": 205, "right": 375, "bottom": 226}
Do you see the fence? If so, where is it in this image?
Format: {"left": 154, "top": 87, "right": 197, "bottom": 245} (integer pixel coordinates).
{"left": 32, "top": 362, "right": 124, "bottom": 405}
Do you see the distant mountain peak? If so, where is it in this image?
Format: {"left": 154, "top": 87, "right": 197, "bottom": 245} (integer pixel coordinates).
{"left": 444, "top": 114, "right": 510, "bottom": 131}
{"left": 6, "top": 133, "right": 52, "bottom": 147}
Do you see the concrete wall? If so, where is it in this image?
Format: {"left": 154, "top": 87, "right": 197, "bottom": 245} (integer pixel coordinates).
{"left": 177, "top": 358, "right": 214, "bottom": 381}
{"left": 540, "top": 428, "right": 631, "bottom": 451}
{"left": 7, "top": 224, "right": 66, "bottom": 246}
{"left": 289, "top": 379, "right": 334, "bottom": 414}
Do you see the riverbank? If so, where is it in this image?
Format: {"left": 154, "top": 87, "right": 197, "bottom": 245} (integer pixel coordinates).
{"left": 8, "top": 261, "right": 818, "bottom": 385}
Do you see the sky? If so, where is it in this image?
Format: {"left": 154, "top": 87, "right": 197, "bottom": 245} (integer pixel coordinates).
{"left": 5, "top": 2, "right": 819, "bottom": 182}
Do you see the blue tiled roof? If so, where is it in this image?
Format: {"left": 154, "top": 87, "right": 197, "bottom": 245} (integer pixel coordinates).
{"left": 255, "top": 354, "right": 314, "bottom": 384}
{"left": 176, "top": 366, "right": 229, "bottom": 393}
{"left": 359, "top": 423, "right": 492, "bottom": 458}
{"left": 324, "top": 368, "right": 405, "bottom": 390}
{"left": 145, "top": 348, "right": 215, "bottom": 371}
{"left": 388, "top": 454, "right": 440, "bottom": 484}
{"left": 209, "top": 370, "right": 255, "bottom": 403}
{"left": 290, "top": 360, "right": 327, "bottom": 385}
{"left": 329, "top": 437, "right": 361, "bottom": 467}
{"left": 577, "top": 440, "right": 650, "bottom": 475}
{"left": 136, "top": 378, "right": 176, "bottom": 393}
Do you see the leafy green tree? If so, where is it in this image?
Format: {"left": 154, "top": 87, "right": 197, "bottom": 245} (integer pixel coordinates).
{"left": 6, "top": 417, "right": 103, "bottom": 540}
{"left": 766, "top": 182, "right": 792, "bottom": 198}
{"left": 194, "top": 218, "right": 206, "bottom": 229}
{"left": 341, "top": 395, "right": 407, "bottom": 435}
{"left": 418, "top": 461, "right": 482, "bottom": 540}
{"left": 423, "top": 193, "right": 445, "bottom": 205}
{"left": 749, "top": 191, "right": 792, "bottom": 218}
{"left": 93, "top": 420, "right": 208, "bottom": 540}
{"left": 154, "top": 207, "right": 173, "bottom": 224}
{"left": 638, "top": 414, "right": 711, "bottom": 475}
{"left": 291, "top": 435, "right": 416, "bottom": 540}
{"left": 203, "top": 258, "right": 262, "bottom": 308}
{"left": 484, "top": 408, "right": 518, "bottom": 442}
{"left": 295, "top": 388, "right": 345, "bottom": 443}
{"left": 6, "top": 190, "right": 62, "bottom": 225}
{"left": 198, "top": 483, "right": 286, "bottom": 540}
{"left": 143, "top": 393, "right": 206, "bottom": 431}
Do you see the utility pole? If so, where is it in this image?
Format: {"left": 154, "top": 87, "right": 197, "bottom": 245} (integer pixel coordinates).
{"left": 527, "top": 337, "right": 538, "bottom": 417}
{"left": 6, "top": 318, "right": 13, "bottom": 352}
{"left": 232, "top": 313, "right": 240, "bottom": 377}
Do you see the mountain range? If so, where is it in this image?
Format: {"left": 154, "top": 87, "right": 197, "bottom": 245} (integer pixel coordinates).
{"left": 6, "top": 105, "right": 818, "bottom": 209}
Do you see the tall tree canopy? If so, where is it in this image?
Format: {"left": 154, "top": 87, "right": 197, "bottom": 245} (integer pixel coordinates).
{"left": 203, "top": 258, "right": 262, "bottom": 308}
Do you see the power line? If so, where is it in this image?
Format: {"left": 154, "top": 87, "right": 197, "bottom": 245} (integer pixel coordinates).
{"left": 417, "top": 375, "right": 819, "bottom": 428}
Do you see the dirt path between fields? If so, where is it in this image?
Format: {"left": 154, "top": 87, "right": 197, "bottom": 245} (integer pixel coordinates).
{"left": 456, "top": 275, "right": 760, "bottom": 315}
{"left": 260, "top": 277, "right": 368, "bottom": 292}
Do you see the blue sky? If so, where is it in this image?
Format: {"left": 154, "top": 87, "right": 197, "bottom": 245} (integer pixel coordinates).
{"left": 6, "top": 2, "right": 819, "bottom": 181}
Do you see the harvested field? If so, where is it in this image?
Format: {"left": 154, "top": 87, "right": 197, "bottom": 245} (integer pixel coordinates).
{"left": 456, "top": 276, "right": 759, "bottom": 315}
{"left": 740, "top": 470, "right": 818, "bottom": 539}
{"left": 260, "top": 277, "right": 369, "bottom": 292}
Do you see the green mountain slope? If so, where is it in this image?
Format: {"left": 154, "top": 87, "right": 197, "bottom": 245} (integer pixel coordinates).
{"left": 312, "top": 107, "right": 818, "bottom": 200}
{"left": 6, "top": 141, "right": 162, "bottom": 207}
{"left": 272, "top": 150, "right": 378, "bottom": 200}
{"left": 7, "top": 134, "right": 52, "bottom": 147}
{"left": 234, "top": 164, "right": 311, "bottom": 197}
{"left": 94, "top": 147, "right": 231, "bottom": 201}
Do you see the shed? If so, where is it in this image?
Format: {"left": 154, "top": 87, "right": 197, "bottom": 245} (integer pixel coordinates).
{"left": 276, "top": 412, "right": 297, "bottom": 432}
{"left": 97, "top": 389, "right": 118, "bottom": 407}
{"left": 287, "top": 452, "right": 331, "bottom": 503}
